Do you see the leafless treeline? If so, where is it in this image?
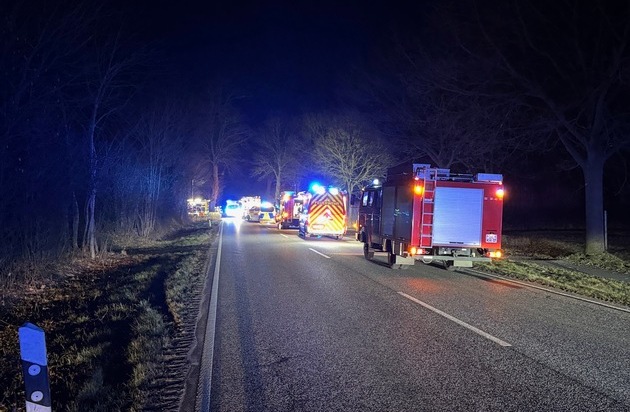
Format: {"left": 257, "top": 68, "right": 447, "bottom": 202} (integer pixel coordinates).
{"left": 0, "top": 2, "right": 193, "bottom": 269}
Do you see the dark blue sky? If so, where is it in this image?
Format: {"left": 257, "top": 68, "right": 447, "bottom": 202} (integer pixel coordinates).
{"left": 125, "top": 0, "right": 425, "bottom": 123}
{"left": 117, "top": 0, "right": 429, "bottom": 200}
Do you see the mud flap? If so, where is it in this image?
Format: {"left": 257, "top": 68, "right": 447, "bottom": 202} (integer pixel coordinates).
{"left": 391, "top": 255, "right": 415, "bottom": 269}
{"left": 453, "top": 260, "right": 473, "bottom": 268}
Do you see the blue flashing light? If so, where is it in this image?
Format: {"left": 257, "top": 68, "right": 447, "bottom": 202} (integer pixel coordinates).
{"left": 309, "top": 182, "right": 326, "bottom": 195}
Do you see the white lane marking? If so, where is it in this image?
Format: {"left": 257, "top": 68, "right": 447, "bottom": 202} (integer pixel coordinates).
{"left": 398, "top": 292, "right": 512, "bottom": 347}
{"left": 198, "top": 222, "right": 223, "bottom": 410}
{"left": 280, "top": 234, "right": 289, "bottom": 238}
{"left": 309, "top": 248, "right": 331, "bottom": 259}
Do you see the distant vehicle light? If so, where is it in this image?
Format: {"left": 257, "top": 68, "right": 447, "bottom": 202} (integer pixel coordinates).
{"left": 496, "top": 188, "right": 505, "bottom": 199}
{"left": 373, "top": 178, "right": 380, "bottom": 185}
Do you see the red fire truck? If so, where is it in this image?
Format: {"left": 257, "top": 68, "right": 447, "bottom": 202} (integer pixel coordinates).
{"left": 276, "top": 191, "right": 305, "bottom": 229}
{"left": 358, "top": 163, "right": 505, "bottom": 269}
{"left": 298, "top": 185, "right": 347, "bottom": 239}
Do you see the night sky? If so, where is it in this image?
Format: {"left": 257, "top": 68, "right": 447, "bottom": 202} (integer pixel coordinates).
{"left": 123, "top": 0, "right": 420, "bottom": 122}
{"left": 113, "top": 0, "right": 428, "bottom": 198}
{"left": 4, "top": 0, "right": 628, "bottom": 231}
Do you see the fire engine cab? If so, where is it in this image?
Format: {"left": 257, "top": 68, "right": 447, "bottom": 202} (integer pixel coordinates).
{"left": 358, "top": 163, "right": 505, "bottom": 269}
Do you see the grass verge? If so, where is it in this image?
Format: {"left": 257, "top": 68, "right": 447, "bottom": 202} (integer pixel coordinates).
{"left": 477, "top": 259, "right": 630, "bottom": 306}
{"left": 0, "top": 222, "right": 215, "bottom": 412}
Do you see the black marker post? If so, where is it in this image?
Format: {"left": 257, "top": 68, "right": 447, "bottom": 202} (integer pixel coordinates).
{"left": 19, "top": 323, "right": 52, "bottom": 412}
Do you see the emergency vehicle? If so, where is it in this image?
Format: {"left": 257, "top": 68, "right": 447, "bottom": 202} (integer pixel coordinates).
{"left": 276, "top": 191, "right": 305, "bottom": 229}
{"left": 187, "top": 198, "right": 210, "bottom": 217}
{"left": 240, "top": 196, "right": 262, "bottom": 220}
{"left": 298, "top": 184, "right": 347, "bottom": 239}
{"left": 358, "top": 163, "right": 504, "bottom": 269}
{"left": 224, "top": 200, "right": 243, "bottom": 218}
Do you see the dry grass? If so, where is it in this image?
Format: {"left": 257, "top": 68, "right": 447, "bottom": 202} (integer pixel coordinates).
{"left": 478, "top": 259, "right": 630, "bottom": 306}
{"left": 480, "top": 230, "right": 630, "bottom": 306}
{"left": 0, "top": 222, "right": 215, "bottom": 412}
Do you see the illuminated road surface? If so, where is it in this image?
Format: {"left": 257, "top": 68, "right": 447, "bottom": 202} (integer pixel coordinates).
{"left": 202, "top": 219, "right": 630, "bottom": 411}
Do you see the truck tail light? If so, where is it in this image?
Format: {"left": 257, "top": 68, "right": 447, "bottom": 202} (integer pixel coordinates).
{"left": 414, "top": 185, "right": 424, "bottom": 195}
{"left": 488, "top": 250, "right": 502, "bottom": 258}
{"left": 496, "top": 188, "right": 505, "bottom": 199}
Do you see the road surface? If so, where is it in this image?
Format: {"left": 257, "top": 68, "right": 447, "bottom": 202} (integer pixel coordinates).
{"left": 199, "top": 219, "right": 630, "bottom": 411}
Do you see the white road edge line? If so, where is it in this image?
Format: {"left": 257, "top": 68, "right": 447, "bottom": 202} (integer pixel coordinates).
{"left": 197, "top": 222, "right": 223, "bottom": 411}
{"left": 309, "top": 248, "right": 331, "bottom": 259}
{"left": 398, "top": 292, "right": 512, "bottom": 347}
{"left": 280, "top": 234, "right": 289, "bottom": 238}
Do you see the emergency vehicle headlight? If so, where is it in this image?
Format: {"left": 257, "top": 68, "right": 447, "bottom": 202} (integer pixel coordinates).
{"left": 414, "top": 185, "right": 424, "bottom": 195}
{"left": 329, "top": 187, "right": 339, "bottom": 195}
{"left": 496, "top": 188, "right": 505, "bottom": 199}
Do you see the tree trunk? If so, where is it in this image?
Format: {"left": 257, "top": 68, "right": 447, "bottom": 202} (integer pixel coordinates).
{"left": 86, "top": 188, "right": 97, "bottom": 259}
{"left": 72, "top": 192, "right": 79, "bottom": 249}
{"left": 274, "top": 173, "right": 282, "bottom": 205}
{"left": 211, "top": 163, "right": 220, "bottom": 210}
{"left": 266, "top": 176, "right": 273, "bottom": 201}
{"left": 582, "top": 154, "right": 606, "bottom": 255}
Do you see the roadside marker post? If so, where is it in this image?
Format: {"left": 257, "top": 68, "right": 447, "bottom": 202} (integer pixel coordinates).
{"left": 18, "top": 323, "right": 52, "bottom": 412}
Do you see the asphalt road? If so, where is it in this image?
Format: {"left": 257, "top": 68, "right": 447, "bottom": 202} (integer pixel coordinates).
{"left": 205, "top": 219, "right": 630, "bottom": 411}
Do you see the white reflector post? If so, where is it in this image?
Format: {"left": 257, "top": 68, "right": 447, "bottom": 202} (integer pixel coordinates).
{"left": 19, "top": 323, "right": 52, "bottom": 412}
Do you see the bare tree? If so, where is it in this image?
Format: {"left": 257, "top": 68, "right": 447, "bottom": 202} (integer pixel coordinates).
{"left": 466, "top": 0, "right": 630, "bottom": 254}
{"left": 251, "top": 117, "right": 302, "bottom": 203}
{"left": 132, "top": 105, "right": 184, "bottom": 236}
{"left": 0, "top": 1, "right": 94, "bottom": 260}
{"left": 304, "top": 113, "right": 394, "bottom": 195}
{"left": 82, "top": 33, "right": 139, "bottom": 258}
{"left": 198, "top": 90, "right": 249, "bottom": 209}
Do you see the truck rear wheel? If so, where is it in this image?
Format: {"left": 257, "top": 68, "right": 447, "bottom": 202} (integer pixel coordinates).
{"left": 363, "top": 243, "right": 374, "bottom": 260}
{"left": 388, "top": 252, "right": 397, "bottom": 267}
